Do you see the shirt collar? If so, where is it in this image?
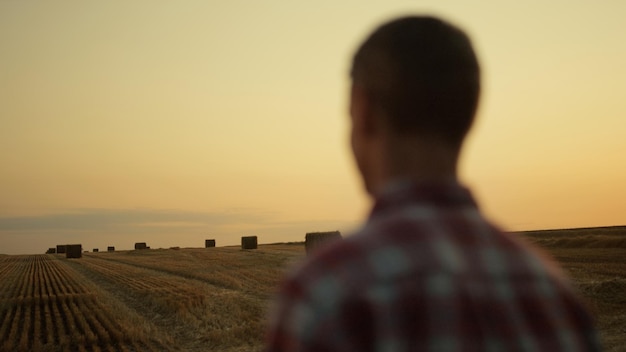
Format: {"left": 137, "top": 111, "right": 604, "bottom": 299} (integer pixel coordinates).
{"left": 370, "top": 178, "right": 478, "bottom": 218}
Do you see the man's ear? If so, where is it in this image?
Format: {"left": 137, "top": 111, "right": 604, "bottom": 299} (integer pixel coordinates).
{"left": 350, "top": 83, "right": 379, "bottom": 137}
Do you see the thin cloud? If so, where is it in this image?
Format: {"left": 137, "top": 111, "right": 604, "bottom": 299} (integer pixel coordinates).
{"left": 0, "top": 208, "right": 360, "bottom": 254}
{"left": 0, "top": 208, "right": 275, "bottom": 232}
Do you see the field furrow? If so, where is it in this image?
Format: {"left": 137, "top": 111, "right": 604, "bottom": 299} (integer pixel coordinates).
{"left": 0, "top": 257, "right": 24, "bottom": 282}
{"left": 89, "top": 247, "right": 299, "bottom": 299}
{"left": 49, "top": 296, "right": 69, "bottom": 348}
{"left": 0, "top": 304, "right": 17, "bottom": 346}
{"left": 0, "top": 263, "right": 21, "bottom": 299}
{"left": 20, "top": 297, "right": 33, "bottom": 350}
{"left": 66, "top": 251, "right": 278, "bottom": 351}
{"left": 4, "top": 303, "right": 23, "bottom": 351}
{"left": 0, "top": 258, "right": 14, "bottom": 279}
{"left": 8, "top": 259, "right": 29, "bottom": 301}
{"left": 30, "top": 296, "right": 40, "bottom": 350}
{"left": 41, "top": 295, "right": 54, "bottom": 347}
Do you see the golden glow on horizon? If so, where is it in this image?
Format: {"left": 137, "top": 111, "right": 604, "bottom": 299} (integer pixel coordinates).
{"left": 1, "top": 1, "right": 626, "bottom": 254}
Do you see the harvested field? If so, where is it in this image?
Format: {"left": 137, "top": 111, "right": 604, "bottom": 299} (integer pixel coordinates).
{"left": 0, "top": 244, "right": 304, "bottom": 352}
{"left": 0, "top": 254, "right": 170, "bottom": 351}
{"left": 519, "top": 226, "right": 626, "bottom": 351}
{"left": 0, "top": 231, "right": 624, "bottom": 351}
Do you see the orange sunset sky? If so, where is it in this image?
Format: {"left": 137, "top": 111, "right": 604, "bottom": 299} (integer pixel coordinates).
{"left": 1, "top": 1, "right": 625, "bottom": 254}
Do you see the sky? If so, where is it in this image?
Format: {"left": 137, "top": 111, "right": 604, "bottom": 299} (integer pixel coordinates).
{"left": 1, "top": 1, "right": 625, "bottom": 255}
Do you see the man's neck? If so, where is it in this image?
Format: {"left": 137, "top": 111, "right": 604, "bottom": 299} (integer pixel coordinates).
{"left": 371, "top": 137, "right": 460, "bottom": 196}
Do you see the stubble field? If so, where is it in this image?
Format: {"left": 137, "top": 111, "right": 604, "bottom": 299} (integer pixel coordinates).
{"left": 522, "top": 226, "right": 626, "bottom": 351}
{"left": 0, "top": 245, "right": 304, "bottom": 352}
{"left": 0, "top": 227, "right": 625, "bottom": 351}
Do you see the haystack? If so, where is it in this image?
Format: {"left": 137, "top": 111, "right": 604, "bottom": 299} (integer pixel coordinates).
{"left": 66, "top": 244, "right": 82, "bottom": 258}
{"left": 241, "top": 236, "right": 258, "bottom": 250}
{"left": 305, "top": 231, "right": 342, "bottom": 255}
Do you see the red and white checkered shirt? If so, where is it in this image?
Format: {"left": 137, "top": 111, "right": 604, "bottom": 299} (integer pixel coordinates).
{"left": 266, "top": 181, "right": 601, "bottom": 351}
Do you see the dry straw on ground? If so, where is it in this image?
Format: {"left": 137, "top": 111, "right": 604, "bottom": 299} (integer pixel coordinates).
{"left": 520, "top": 226, "right": 626, "bottom": 350}
{"left": 0, "top": 229, "right": 624, "bottom": 351}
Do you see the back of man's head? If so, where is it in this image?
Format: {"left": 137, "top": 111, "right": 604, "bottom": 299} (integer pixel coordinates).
{"left": 351, "top": 16, "right": 480, "bottom": 147}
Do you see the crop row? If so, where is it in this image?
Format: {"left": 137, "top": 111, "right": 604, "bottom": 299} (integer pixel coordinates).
{"left": 0, "top": 255, "right": 167, "bottom": 351}
{"left": 92, "top": 247, "right": 299, "bottom": 297}
{"left": 75, "top": 254, "right": 268, "bottom": 349}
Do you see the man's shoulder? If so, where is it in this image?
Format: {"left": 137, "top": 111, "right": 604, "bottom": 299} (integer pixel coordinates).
{"left": 284, "top": 197, "right": 567, "bottom": 293}
{"left": 289, "top": 231, "right": 372, "bottom": 284}
{"left": 284, "top": 210, "right": 449, "bottom": 296}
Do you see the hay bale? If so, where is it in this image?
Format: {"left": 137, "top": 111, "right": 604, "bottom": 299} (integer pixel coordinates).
{"left": 56, "top": 245, "right": 67, "bottom": 254}
{"left": 134, "top": 242, "right": 148, "bottom": 250}
{"left": 46, "top": 248, "right": 56, "bottom": 254}
{"left": 205, "top": 239, "right": 216, "bottom": 248}
{"left": 241, "top": 236, "right": 258, "bottom": 250}
{"left": 92, "top": 248, "right": 99, "bottom": 253}
{"left": 66, "top": 244, "right": 82, "bottom": 259}
{"left": 305, "top": 231, "right": 342, "bottom": 255}
{"left": 107, "top": 246, "right": 115, "bottom": 252}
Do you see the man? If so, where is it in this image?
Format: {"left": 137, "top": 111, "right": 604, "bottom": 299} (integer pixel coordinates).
{"left": 266, "top": 16, "right": 600, "bottom": 351}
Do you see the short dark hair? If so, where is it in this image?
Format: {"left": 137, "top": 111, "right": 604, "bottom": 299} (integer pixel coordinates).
{"left": 351, "top": 16, "right": 480, "bottom": 146}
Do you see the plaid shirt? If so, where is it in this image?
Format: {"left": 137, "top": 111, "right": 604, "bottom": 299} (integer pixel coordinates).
{"left": 266, "top": 181, "right": 601, "bottom": 351}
